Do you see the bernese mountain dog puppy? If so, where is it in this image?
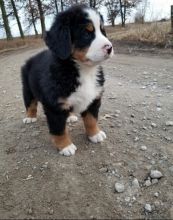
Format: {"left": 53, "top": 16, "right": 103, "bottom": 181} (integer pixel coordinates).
{"left": 21, "top": 5, "right": 113, "bottom": 156}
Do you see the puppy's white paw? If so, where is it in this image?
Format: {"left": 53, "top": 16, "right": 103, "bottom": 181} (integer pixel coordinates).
{"left": 89, "top": 131, "right": 106, "bottom": 143}
{"left": 67, "top": 115, "right": 78, "bottom": 123}
{"left": 59, "top": 144, "right": 77, "bottom": 156}
{"left": 23, "top": 117, "right": 37, "bottom": 124}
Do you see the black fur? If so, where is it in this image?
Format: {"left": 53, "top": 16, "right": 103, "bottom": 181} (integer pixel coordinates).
{"left": 21, "top": 5, "right": 107, "bottom": 137}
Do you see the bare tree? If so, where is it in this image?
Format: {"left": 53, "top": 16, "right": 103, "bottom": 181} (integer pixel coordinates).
{"left": 89, "top": 0, "right": 103, "bottom": 9}
{"left": 9, "top": 0, "right": 24, "bottom": 38}
{"left": 0, "top": 0, "right": 13, "bottom": 40}
{"left": 36, "top": 0, "right": 46, "bottom": 36}
{"left": 119, "top": 0, "right": 141, "bottom": 27}
{"left": 135, "top": 0, "right": 149, "bottom": 24}
{"left": 105, "top": 0, "right": 120, "bottom": 26}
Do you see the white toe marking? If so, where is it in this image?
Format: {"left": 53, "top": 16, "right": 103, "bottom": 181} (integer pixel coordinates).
{"left": 23, "top": 117, "right": 37, "bottom": 124}
{"left": 67, "top": 115, "right": 78, "bottom": 123}
{"left": 89, "top": 130, "right": 107, "bottom": 143}
{"left": 59, "top": 144, "right": 77, "bottom": 156}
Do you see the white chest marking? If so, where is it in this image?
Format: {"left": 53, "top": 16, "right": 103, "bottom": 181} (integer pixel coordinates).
{"left": 67, "top": 65, "right": 102, "bottom": 113}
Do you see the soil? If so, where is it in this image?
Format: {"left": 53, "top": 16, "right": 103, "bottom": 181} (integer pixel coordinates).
{"left": 0, "top": 47, "right": 173, "bottom": 219}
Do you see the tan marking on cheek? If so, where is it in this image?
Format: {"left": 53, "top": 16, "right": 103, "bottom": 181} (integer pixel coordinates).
{"left": 26, "top": 100, "right": 37, "bottom": 118}
{"left": 51, "top": 128, "right": 72, "bottom": 150}
{"left": 73, "top": 48, "right": 88, "bottom": 62}
{"left": 58, "top": 98, "right": 71, "bottom": 110}
{"left": 82, "top": 113, "right": 100, "bottom": 136}
{"left": 86, "top": 23, "right": 94, "bottom": 32}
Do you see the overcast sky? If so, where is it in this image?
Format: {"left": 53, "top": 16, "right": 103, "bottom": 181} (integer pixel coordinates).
{"left": 0, "top": 0, "right": 173, "bottom": 38}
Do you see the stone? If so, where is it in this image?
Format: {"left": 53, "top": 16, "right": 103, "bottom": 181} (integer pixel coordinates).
{"left": 115, "top": 183, "right": 125, "bottom": 193}
{"left": 145, "top": 180, "right": 152, "bottom": 187}
{"left": 151, "top": 123, "right": 157, "bottom": 128}
{"left": 99, "top": 167, "right": 108, "bottom": 173}
{"left": 152, "top": 179, "right": 159, "bottom": 184}
{"left": 154, "top": 192, "right": 159, "bottom": 197}
{"left": 132, "top": 178, "right": 140, "bottom": 189}
{"left": 144, "top": 203, "right": 152, "bottom": 212}
{"left": 140, "top": 145, "right": 147, "bottom": 151}
{"left": 166, "top": 121, "right": 173, "bottom": 126}
{"left": 150, "top": 170, "right": 163, "bottom": 179}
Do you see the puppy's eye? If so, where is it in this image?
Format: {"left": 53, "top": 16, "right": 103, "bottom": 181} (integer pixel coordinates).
{"left": 86, "top": 23, "right": 94, "bottom": 32}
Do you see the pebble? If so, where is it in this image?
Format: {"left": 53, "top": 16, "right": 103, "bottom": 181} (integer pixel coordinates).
{"left": 134, "top": 137, "right": 139, "bottom": 142}
{"left": 115, "top": 182, "right": 125, "bottom": 193}
{"left": 144, "top": 203, "right": 152, "bottom": 212}
{"left": 150, "top": 170, "right": 163, "bottom": 179}
{"left": 27, "top": 208, "right": 33, "bottom": 215}
{"left": 154, "top": 192, "right": 159, "bottom": 197}
{"left": 99, "top": 167, "right": 108, "bottom": 173}
{"left": 166, "top": 121, "right": 173, "bottom": 126}
{"left": 151, "top": 122, "right": 157, "bottom": 128}
{"left": 152, "top": 179, "right": 159, "bottom": 184}
{"left": 169, "top": 166, "right": 173, "bottom": 173}
{"left": 140, "top": 145, "right": 147, "bottom": 151}
{"left": 145, "top": 179, "right": 152, "bottom": 187}
{"left": 48, "top": 209, "right": 54, "bottom": 215}
{"left": 125, "top": 197, "right": 131, "bottom": 202}
{"left": 132, "top": 178, "right": 140, "bottom": 189}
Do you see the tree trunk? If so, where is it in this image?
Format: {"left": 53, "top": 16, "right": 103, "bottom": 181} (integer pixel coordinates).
{"left": 111, "top": 18, "right": 115, "bottom": 27}
{"left": 36, "top": 0, "right": 46, "bottom": 37}
{"left": 29, "top": 0, "right": 38, "bottom": 36}
{"left": 119, "top": 0, "right": 125, "bottom": 27}
{"left": 10, "top": 0, "right": 24, "bottom": 38}
{"left": 60, "top": 0, "right": 63, "bottom": 11}
{"left": 0, "top": 0, "right": 13, "bottom": 40}
{"left": 54, "top": 0, "right": 58, "bottom": 14}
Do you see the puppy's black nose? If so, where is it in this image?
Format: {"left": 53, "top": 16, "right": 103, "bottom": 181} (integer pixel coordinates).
{"left": 104, "top": 44, "right": 112, "bottom": 55}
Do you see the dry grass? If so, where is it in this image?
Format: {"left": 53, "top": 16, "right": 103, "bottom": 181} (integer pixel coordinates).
{"left": 106, "top": 21, "right": 172, "bottom": 47}
{"left": 0, "top": 21, "right": 172, "bottom": 52}
{"left": 0, "top": 35, "right": 44, "bottom": 52}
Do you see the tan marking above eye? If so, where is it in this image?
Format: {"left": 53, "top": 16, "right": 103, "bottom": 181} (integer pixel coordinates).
{"left": 86, "top": 23, "right": 94, "bottom": 32}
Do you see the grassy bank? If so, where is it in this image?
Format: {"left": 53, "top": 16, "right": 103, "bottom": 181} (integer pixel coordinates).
{"left": 106, "top": 21, "right": 172, "bottom": 48}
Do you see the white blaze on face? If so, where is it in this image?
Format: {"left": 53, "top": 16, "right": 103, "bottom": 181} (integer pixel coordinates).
{"left": 85, "top": 9, "right": 113, "bottom": 63}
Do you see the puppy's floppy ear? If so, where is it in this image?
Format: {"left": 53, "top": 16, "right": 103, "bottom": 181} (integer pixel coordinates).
{"left": 45, "top": 17, "right": 72, "bottom": 60}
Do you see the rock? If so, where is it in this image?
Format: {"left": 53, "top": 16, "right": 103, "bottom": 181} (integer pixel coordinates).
{"left": 48, "top": 209, "right": 54, "bottom": 215}
{"left": 115, "top": 182, "right": 125, "bottom": 193}
{"left": 99, "top": 167, "right": 108, "bottom": 173}
{"left": 27, "top": 208, "right": 33, "bottom": 215}
{"left": 145, "top": 180, "right": 152, "bottom": 187}
{"left": 154, "top": 192, "right": 159, "bottom": 197}
{"left": 144, "top": 203, "right": 152, "bottom": 212}
{"left": 134, "top": 137, "right": 139, "bottom": 142}
{"left": 125, "top": 197, "right": 131, "bottom": 202}
{"left": 169, "top": 166, "right": 173, "bottom": 173}
{"left": 150, "top": 170, "right": 163, "bottom": 179}
{"left": 151, "top": 122, "right": 157, "bottom": 128}
{"left": 140, "top": 145, "right": 147, "bottom": 151}
{"left": 132, "top": 178, "right": 140, "bottom": 189}
{"left": 166, "top": 121, "right": 173, "bottom": 126}
{"left": 115, "top": 110, "right": 121, "bottom": 114}
{"left": 152, "top": 179, "right": 159, "bottom": 184}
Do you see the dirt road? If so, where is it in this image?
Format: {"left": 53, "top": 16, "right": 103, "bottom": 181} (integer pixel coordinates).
{"left": 0, "top": 48, "right": 173, "bottom": 219}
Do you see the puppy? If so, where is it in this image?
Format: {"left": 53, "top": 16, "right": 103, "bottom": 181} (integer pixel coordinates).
{"left": 21, "top": 5, "right": 113, "bottom": 156}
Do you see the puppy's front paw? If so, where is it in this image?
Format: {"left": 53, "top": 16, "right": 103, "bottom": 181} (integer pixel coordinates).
{"left": 23, "top": 117, "right": 37, "bottom": 124}
{"left": 89, "top": 131, "right": 106, "bottom": 143}
{"left": 59, "top": 144, "right": 77, "bottom": 156}
{"left": 67, "top": 115, "right": 78, "bottom": 123}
